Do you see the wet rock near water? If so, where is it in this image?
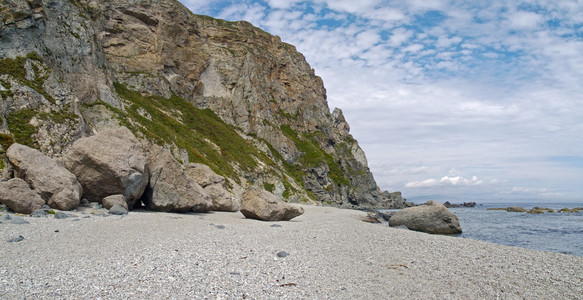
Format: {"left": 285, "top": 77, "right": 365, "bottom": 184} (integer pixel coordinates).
{"left": 389, "top": 201, "right": 462, "bottom": 234}
{"left": 486, "top": 206, "right": 581, "bottom": 214}
{"left": 443, "top": 201, "right": 477, "bottom": 208}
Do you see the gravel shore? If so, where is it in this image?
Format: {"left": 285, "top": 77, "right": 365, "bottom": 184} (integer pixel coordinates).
{"left": 1, "top": 205, "right": 581, "bottom": 299}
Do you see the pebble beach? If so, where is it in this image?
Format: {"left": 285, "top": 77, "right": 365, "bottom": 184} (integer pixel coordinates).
{"left": 1, "top": 205, "right": 582, "bottom": 299}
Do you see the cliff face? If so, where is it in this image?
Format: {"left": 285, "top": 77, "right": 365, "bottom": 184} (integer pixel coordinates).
{"left": 0, "top": 0, "right": 409, "bottom": 209}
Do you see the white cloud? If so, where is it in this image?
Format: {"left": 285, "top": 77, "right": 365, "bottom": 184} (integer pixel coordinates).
{"left": 388, "top": 28, "right": 413, "bottom": 47}
{"left": 507, "top": 11, "right": 543, "bottom": 29}
{"left": 265, "top": 0, "right": 300, "bottom": 9}
{"left": 405, "top": 176, "right": 483, "bottom": 188}
{"left": 436, "top": 35, "right": 462, "bottom": 48}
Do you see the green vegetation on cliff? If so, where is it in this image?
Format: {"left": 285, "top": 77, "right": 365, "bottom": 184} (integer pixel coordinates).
{"left": 280, "top": 125, "right": 349, "bottom": 186}
{"left": 0, "top": 53, "right": 54, "bottom": 103}
{"left": 111, "top": 83, "right": 277, "bottom": 182}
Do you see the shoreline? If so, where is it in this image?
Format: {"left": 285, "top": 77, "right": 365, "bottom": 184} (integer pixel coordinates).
{"left": 1, "top": 204, "right": 582, "bottom": 299}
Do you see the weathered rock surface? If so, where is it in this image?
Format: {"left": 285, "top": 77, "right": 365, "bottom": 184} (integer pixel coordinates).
{"left": 102, "top": 194, "right": 127, "bottom": 210}
{"left": 62, "top": 127, "right": 149, "bottom": 207}
{"left": 6, "top": 143, "right": 82, "bottom": 210}
{"left": 389, "top": 201, "right": 462, "bottom": 234}
{"left": 0, "top": 178, "right": 45, "bottom": 214}
{"left": 185, "top": 163, "right": 240, "bottom": 212}
{"left": 143, "top": 146, "right": 212, "bottom": 213}
{"left": 0, "top": 0, "right": 409, "bottom": 209}
{"left": 241, "top": 188, "right": 304, "bottom": 221}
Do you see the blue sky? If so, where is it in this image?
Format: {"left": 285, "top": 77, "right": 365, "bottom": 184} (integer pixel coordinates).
{"left": 179, "top": 0, "right": 583, "bottom": 203}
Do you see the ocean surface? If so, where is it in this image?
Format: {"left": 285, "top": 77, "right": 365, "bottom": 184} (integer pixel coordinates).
{"left": 448, "top": 203, "right": 583, "bottom": 256}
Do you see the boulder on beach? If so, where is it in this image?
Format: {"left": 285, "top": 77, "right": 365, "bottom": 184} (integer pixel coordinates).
{"left": 241, "top": 188, "right": 304, "bottom": 221}
{"left": 0, "top": 178, "right": 45, "bottom": 214}
{"left": 185, "top": 163, "right": 240, "bottom": 212}
{"left": 142, "top": 146, "right": 212, "bottom": 213}
{"left": 7, "top": 143, "right": 82, "bottom": 211}
{"left": 389, "top": 200, "right": 462, "bottom": 234}
{"left": 62, "top": 127, "right": 149, "bottom": 208}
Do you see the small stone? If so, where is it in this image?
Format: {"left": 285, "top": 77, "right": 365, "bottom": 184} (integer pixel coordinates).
{"left": 79, "top": 199, "right": 90, "bottom": 207}
{"left": 102, "top": 194, "right": 127, "bottom": 210}
{"left": 31, "top": 209, "right": 48, "bottom": 218}
{"left": 0, "top": 214, "right": 12, "bottom": 221}
{"left": 7, "top": 235, "right": 25, "bottom": 243}
{"left": 277, "top": 251, "right": 289, "bottom": 258}
{"left": 270, "top": 224, "right": 282, "bottom": 228}
{"left": 55, "top": 212, "right": 69, "bottom": 219}
{"left": 215, "top": 225, "right": 225, "bottom": 229}
{"left": 109, "top": 204, "right": 128, "bottom": 215}
{"left": 10, "top": 216, "right": 29, "bottom": 224}
{"left": 89, "top": 202, "right": 102, "bottom": 209}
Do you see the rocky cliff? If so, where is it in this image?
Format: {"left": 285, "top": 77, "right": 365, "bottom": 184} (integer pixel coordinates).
{"left": 0, "top": 0, "right": 409, "bottom": 209}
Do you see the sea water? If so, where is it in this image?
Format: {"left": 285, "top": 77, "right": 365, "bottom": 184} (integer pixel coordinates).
{"left": 448, "top": 203, "right": 583, "bottom": 256}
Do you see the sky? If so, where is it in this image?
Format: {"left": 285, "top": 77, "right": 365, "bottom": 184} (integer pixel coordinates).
{"left": 178, "top": 0, "right": 583, "bottom": 203}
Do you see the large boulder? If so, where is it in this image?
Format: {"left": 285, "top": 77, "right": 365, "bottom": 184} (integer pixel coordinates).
{"left": 389, "top": 200, "right": 462, "bottom": 234}
{"left": 142, "top": 146, "right": 212, "bottom": 212}
{"left": 185, "top": 163, "right": 240, "bottom": 212}
{"left": 62, "top": 127, "right": 148, "bottom": 208}
{"left": 6, "top": 143, "right": 82, "bottom": 210}
{"left": 0, "top": 178, "right": 45, "bottom": 214}
{"left": 241, "top": 188, "right": 304, "bottom": 221}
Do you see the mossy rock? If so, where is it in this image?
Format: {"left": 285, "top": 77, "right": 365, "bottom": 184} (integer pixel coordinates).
{"left": 506, "top": 206, "right": 527, "bottom": 212}
{"left": 558, "top": 208, "right": 578, "bottom": 213}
